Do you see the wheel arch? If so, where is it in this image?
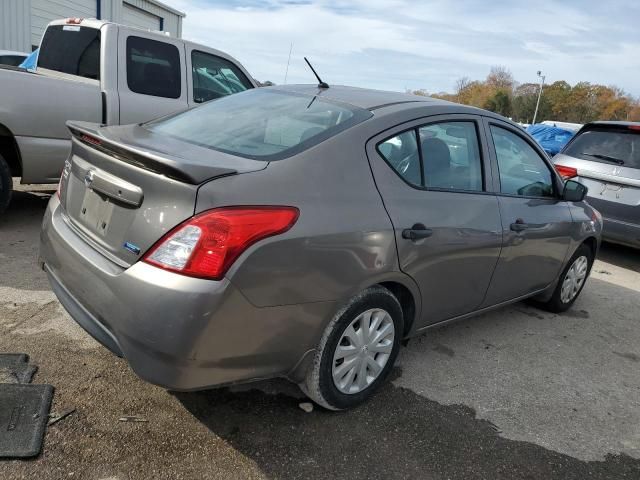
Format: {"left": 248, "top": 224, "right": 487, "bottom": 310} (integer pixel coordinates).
{"left": 0, "top": 123, "right": 22, "bottom": 177}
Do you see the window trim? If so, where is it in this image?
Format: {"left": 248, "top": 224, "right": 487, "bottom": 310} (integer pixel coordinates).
{"left": 375, "top": 118, "right": 488, "bottom": 195}
{"left": 190, "top": 49, "right": 253, "bottom": 103}
{"left": 126, "top": 35, "right": 182, "bottom": 99}
{"left": 485, "top": 119, "right": 563, "bottom": 200}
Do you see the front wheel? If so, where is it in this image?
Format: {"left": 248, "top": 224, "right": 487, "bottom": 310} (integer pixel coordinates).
{"left": 301, "top": 286, "right": 404, "bottom": 410}
{"left": 0, "top": 153, "right": 12, "bottom": 214}
{"left": 538, "top": 244, "right": 594, "bottom": 313}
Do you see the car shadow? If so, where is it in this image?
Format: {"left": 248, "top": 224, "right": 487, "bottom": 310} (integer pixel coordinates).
{"left": 597, "top": 242, "right": 640, "bottom": 273}
{"left": 0, "top": 188, "right": 52, "bottom": 291}
{"left": 174, "top": 276, "right": 640, "bottom": 479}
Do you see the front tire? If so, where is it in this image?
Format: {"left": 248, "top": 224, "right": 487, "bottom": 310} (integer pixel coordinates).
{"left": 301, "top": 286, "right": 403, "bottom": 410}
{"left": 538, "top": 244, "right": 594, "bottom": 313}
{"left": 0, "top": 153, "right": 12, "bottom": 214}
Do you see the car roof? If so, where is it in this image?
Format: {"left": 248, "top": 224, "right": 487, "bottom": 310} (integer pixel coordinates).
{"left": 271, "top": 84, "right": 451, "bottom": 110}
{"left": 585, "top": 121, "right": 640, "bottom": 128}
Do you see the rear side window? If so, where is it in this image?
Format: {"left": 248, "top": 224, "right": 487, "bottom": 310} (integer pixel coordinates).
{"left": 192, "top": 50, "right": 252, "bottom": 103}
{"left": 563, "top": 127, "right": 640, "bottom": 169}
{"left": 127, "top": 36, "right": 181, "bottom": 99}
{"left": 491, "top": 126, "right": 554, "bottom": 197}
{"left": 147, "top": 89, "right": 372, "bottom": 160}
{"left": 377, "top": 121, "right": 484, "bottom": 192}
{"left": 38, "top": 25, "right": 100, "bottom": 80}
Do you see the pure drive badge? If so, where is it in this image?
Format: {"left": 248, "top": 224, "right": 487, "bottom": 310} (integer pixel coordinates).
{"left": 123, "top": 242, "right": 141, "bottom": 255}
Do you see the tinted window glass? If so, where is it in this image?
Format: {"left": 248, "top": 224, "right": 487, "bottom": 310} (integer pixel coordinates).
{"left": 38, "top": 25, "right": 100, "bottom": 80}
{"left": 127, "top": 36, "right": 180, "bottom": 99}
{"left": 378, "top": 130, "right": 421, "bottom": 186}
{"left": 564, "top": 128, "right": 640, "bottom": 169}
{"left": 147, "top": 89, "right": 372, "bottom": 160}
{"left": 0, "top": 55, "right": 26, "bottom": 66}
{"left": 419, "top": 122, "right": 483, "bottom": 191}
{"left": 192, "top": 50, "right": 252, "bottom": 103}
{"left": 491, "top": 126, "right": 554, "bottom": 197}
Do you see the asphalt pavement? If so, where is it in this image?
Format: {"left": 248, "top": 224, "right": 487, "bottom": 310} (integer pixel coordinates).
{"left": 1, "top": 186, "right": 639, "bottom": 479}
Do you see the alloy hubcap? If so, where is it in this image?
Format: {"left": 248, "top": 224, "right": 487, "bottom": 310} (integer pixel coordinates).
{"left": 560, "top": 255, "right": 589, "bottom": 303}
{"left": 332, "top": 308, "right": 395, "bottom": 394}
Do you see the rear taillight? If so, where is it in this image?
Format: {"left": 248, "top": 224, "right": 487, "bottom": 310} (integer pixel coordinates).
{"left": 629, "top": 125, "right": 640, "bottom": 131}
{"left": 142, "top": 206, "right": 299, "bottom": 280}
{"left": 555, "top": 164, "right": 578, "bottom": 179}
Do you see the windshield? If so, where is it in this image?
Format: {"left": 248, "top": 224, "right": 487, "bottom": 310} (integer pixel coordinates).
{"left": 147, "top": 89, "right": 372, "bottom": 160}
{"left": 563, "top": 127, "right": 640, "bottom": 169}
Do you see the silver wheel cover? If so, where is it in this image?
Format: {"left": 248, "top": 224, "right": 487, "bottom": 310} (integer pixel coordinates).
{"left": 560, "top": 255, "right": 589, "bottom": 304}
{"left": 332, "top": 308, "right": 395, "bottom": 395}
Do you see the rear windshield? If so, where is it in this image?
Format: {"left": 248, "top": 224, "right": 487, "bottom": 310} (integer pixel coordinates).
{"left": 563, "top": 127, "right": 640, "bottom": 169}
{"left": 38, "top": 25, "right": 100, "bottom": 80}
{"left": 147, "top": 89, "right": 372, "bottom": 160}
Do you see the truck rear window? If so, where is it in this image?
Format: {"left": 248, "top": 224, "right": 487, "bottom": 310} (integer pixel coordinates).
{"left": 146, "top": 89, "right": 372, "bottom": 160}
{"left": 38, "top": 25, "right": 100, "bottom": 80}
{"left": 563, "top": 126, "right": 640, "bottom": 169}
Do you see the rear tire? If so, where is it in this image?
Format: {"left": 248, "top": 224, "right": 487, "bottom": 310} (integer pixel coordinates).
{"left": 0, "top": 153, "right": 11, "bottom": 214}
{"left": 537, "top": 244, "right": 594, "bottom": 313}
{"left": 300, "top": 286, "right": 403, "bottom": 410}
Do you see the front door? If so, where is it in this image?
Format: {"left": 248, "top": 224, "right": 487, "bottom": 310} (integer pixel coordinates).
{"left": 367, "top": 115, "right": 502, "bottom": 327}
{"left": 482, "top": 119, "right": 573, "bottom": 305}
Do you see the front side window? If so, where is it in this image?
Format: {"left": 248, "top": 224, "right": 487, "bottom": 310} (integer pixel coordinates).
{"left": 147, "top": 89, "right": 372, "bottom": 160}
{"left": 378, "top": 121, "right": 484, "bottom": 191}
{"left": 127, "top": 36, "right": 180, "bottom": 99}
{"left": 38, "top": 25, "right": 100, "bottom": 80}
{"left": 192, "top": 50, "right": 252, "bottom": 103}
{"left": 491, "top": 126, "right": 554, "bottom": 197}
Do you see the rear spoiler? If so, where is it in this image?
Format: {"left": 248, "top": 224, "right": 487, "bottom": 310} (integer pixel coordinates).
{"left": 67, "top": 121, "right": 236, "bottom": 184}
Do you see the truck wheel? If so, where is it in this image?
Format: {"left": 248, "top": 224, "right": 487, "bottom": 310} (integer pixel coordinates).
{"left": 301, "top": 286, "right": 403, "bottom": 410}
{"left": 537, "top": 244, "right": 594, "bottom": 313}
{"left": 0, "top": 153, "right": 12, "bottom": 214}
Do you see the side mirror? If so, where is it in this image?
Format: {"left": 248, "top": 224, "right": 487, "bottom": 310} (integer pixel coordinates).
{"left": 562, "top": 180, "right": 588, "bottom": 202}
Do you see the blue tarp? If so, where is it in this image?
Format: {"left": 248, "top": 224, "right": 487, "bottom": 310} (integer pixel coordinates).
{"left": 19, "top": 49, "right": 38, "bottom": 71}
{"left": 526, "top": 124, "right": 575, "bottom": 156}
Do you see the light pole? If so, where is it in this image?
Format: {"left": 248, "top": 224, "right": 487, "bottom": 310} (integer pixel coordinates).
{"left": 532, "top": 70, "right": 546, "bottom": 125}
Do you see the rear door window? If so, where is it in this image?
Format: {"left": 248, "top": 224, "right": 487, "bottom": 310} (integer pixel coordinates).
{"left": 38, "top": 25, "right": 100, "bottom": 80}
{"left": 490, "top": 126, "right": 555, "bottom": 197}
{"left": 191, "top": 50, "right": 252, "bottom": 103}
{"left": 126, "top": 36, "right": 181, "bottom": 99}
{"left": 563, "top": 127, "right": 640, "bottom": 169}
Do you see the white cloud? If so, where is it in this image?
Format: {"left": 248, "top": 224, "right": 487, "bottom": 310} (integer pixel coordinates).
{"left": 170, "top": 0, "right": 640, "bottom": 96}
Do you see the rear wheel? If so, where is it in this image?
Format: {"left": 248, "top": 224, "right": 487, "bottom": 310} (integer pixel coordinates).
{"left": 301, "top": 286, "right": 403, "bottom": 410}
{"left": 538, "top": 244, "right": 593, "bottom": 313}
{"left": 0, "top": 153, "right": 12, "bottom": 214}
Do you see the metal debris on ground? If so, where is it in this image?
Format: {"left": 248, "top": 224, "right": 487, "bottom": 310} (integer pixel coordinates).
{"left": 48, "top": 408, "right": 76, "bottom": 426}
{"left": 118, "top": 415, "right": 148, "bottom": 423}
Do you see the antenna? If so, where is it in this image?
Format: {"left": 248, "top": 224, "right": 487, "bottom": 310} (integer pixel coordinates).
{"left": 284, "top": 42, "right": 293, "bottom": 84}
{"left": 304, "top": 57, "right": 329, "bottom": 89}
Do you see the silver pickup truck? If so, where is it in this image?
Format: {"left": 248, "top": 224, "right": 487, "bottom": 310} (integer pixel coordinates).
{"left": 0, "top": 18, "right": 257, "bottom": 212}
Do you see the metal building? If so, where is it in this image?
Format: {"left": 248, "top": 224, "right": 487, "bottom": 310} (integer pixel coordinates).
{"left": 0, "top": 0, "right": 185, "bottom": 53}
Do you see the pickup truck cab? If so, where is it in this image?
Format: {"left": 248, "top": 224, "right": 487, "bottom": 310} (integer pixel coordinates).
{"left": 0, "top": 17, "right": 257, "bottom": 212}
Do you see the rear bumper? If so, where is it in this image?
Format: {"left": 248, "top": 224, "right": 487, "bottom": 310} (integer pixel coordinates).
{"left": 601, "top": 217, "right": 640, "bottom": 248}
{"left": 40, "top": 196, "right": 335, "bottom": 390}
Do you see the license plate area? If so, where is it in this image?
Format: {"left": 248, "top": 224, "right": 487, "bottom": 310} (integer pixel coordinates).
{"left": 78, "top": 188, "right": 115, "bottom": 236}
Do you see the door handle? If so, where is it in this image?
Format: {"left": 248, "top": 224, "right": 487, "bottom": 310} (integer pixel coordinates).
{"left": 510, "top": 218, "right": 529, "bottom": 232}
{"left": 402, "top": 223, "right": 433, "bottom": 241}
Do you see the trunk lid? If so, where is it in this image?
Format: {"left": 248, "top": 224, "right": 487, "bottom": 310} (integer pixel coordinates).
{"left": 60, "top": 121, "right": 267, "bottom": 266}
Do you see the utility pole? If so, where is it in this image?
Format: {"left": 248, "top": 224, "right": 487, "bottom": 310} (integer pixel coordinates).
{"left": 283, "top": 42, "right": 293, "bottom": 84}
{"left": 532, "top": 70, "right": 546, "bottom": 125}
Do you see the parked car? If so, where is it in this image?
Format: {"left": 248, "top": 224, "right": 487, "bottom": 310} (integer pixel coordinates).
{"left": 553, "top": 121, "right": 640, "bottom": 248}
{"left": 0, "top": 50, "right": 29, "bottom": 67}
{"left": 40, "top": 85, "right": 601, "bottom": 410}
{"left": 0, "top": 17, "right": 257, "bottom": 213}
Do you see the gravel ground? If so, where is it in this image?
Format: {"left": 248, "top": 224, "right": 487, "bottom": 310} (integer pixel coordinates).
{"left": 1, "top": 186, "right": 639, "bottom": 479}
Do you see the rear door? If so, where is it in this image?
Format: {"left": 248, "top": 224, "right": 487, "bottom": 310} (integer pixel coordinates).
{"left": 555, "top": 124, "right": 640, "bottom": 228}
{"left": 117, "top": 30, "right": 187, "bottom": 125}
{"left": 367, "top": 114, "right": 502, "bottom": 327}
{"left": 482, "top": 118, "right": 572, "bottom": 305}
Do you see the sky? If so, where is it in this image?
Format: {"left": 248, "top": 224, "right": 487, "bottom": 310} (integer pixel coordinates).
{"left": 169, "top": 0, "right": 640, "bottom": 97}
